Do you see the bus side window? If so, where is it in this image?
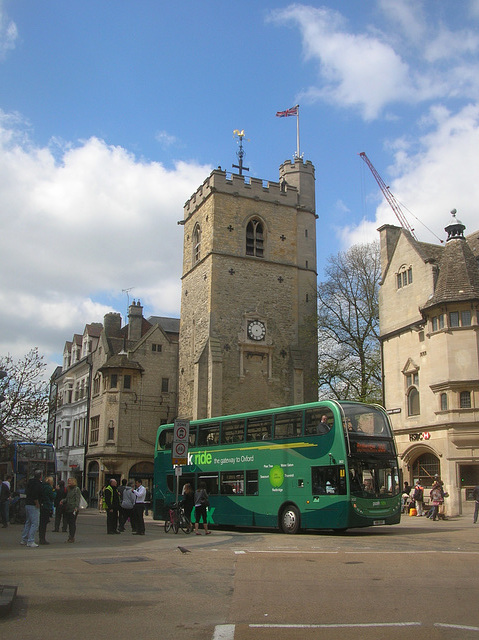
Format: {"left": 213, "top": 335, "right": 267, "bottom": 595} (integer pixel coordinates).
{"left": 274, "top": 411, "right": 303, "bottom": 438}
{"left": 305, "top": 409, "right": 333, "bottom": 435}
{"left": 311, "top": 466, "right": 346, "bottom": 495}
{"left": 159, "top": 430, "right": 174, "bottom": 450}
{"left": 221, "top": 471, "right": 244, "bottom": 495}
{"left": 246, "top": 470, "right": 259, "bottom": 495}
{"left": 198, "top": 473, "right": 218, "bottom": 495}
{"left": 188, "top": 426, "right": 197, "bottom": 447}
{"left": 221, "top": 419, "right": 245, "bottom": 444}
{"left": 246, "top": 416, "right": 272, "bottom": 441}
{"left": 198, "top": 424, "right": 218, "bottom": 446}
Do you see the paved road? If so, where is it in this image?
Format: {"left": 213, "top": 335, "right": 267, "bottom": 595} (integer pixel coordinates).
{"left": 0, "top": 511, "right": 478, "bottom": 639}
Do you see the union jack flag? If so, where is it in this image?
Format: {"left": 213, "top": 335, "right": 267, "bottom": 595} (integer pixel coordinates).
{"left": 275, "top": 105, "right": 298, "bottom": 117}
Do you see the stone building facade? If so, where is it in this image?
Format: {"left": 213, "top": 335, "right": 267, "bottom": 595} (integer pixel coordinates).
{"left": 84, "top": 302, "right": 179, "bottom": 501}
{"left": 379, "top": 212, "right": 479, "bottom": 516}
{"left": 52, "top": 322, "right": 102, "bottom": 486}
{"left": 49, "top": 303, "right": 179, "bottom": 503}
{"left": 178, "top": 159, "right": 318, "bottom": 419}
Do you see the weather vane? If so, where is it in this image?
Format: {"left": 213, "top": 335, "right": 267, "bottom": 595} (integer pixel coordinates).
{"left": 232, "top": 129, "right": 249, "bottom": 176}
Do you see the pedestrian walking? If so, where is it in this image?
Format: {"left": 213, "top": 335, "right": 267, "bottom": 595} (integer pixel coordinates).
{"left": 412, "top": 480, "right": 425, "bottom": 516}
{"left": 39, "top": 476, "right": 55, "bottom": 545}
{"left": 0, "top": 475, "right": 12, "bottom": 528}
{"left": 120, "top": 481, "right": 136, "bottom": 531}
{"left": 53, "top": 480, "right": 67, "bottom": 532}
{"left": 21, "top": 469, "right": 43, "bottom": 547}
{"left": 194, "top": 481, "right": 211, "bottom": 536}
{"left": 104, "top": 478, "right": 120, "bottom": 534}
{"left": 132, "top": 478, "right": 146, "bottom": 535}
{"left": 430, "top": 480, "right": 444, "bottom": 521}
{"left": 62, "top": 477, "right": 81, "bottom": 543}
{"left": 473, "top": 485, "right": 479, "bottom": 524}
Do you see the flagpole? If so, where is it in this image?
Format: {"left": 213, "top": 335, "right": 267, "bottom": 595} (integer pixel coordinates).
{"left": 295, "top": 105, "right": 300, "bottom": 159}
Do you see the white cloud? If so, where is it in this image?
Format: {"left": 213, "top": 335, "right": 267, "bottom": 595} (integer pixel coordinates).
{"left": 155, "top": 130, "right": 178, "bottom": 147}
{"left": 341, "top": 103, "right": 479, "bottom": 247}
{"left": 270, "top": 3, "right": 479, "bottom": 119}
{"left": 0, "top": 114, "right": 211, "bottom": 360}
{"left": 0, "top": 1, "right": 17, "bottom": 59}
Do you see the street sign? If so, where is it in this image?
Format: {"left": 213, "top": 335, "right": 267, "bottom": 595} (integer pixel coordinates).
{"left": 172, "top": 419, "right": 190, "bottom": 466}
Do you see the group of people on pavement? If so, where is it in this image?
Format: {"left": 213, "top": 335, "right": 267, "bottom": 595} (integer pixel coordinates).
{"left": 103, "top": 477, "right": 147, "bottom": 535}
{"left": 19, "top": 470, "right": 81, "bottom": 547}
{"left": 402, "top": 475, "right": 448, "bottom": 520}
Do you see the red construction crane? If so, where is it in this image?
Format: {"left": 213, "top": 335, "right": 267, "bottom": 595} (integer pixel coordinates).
{"left": 359, "top": 151, "right": 418, "bottom": 241}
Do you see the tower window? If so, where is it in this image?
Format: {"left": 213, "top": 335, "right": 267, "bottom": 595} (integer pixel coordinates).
{"left": 246, "top": 218, "right": 264, "bottom": 257}
{"left": 461, "top": 310, "right": 471, "bottom": 326}
{"left": 193, "top": 224, "right": 201, "bottom": 264}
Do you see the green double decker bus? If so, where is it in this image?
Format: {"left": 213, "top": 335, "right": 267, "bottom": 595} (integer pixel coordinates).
{"left": 153, "top": 401, "right": 401, "bottom": 533}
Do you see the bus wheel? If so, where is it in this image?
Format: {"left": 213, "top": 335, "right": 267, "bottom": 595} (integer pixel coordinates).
{"left": 280, "top": 505, "right": 300, "bottom": 534}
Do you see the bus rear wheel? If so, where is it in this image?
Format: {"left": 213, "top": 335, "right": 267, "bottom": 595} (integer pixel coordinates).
{"left": 280, "top": 505, "right": 300, "bottom": 534}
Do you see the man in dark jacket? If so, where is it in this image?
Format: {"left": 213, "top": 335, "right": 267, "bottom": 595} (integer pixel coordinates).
{"left": 21, "top": 469, "right": 43, "bottom": 547}
{"left": 104, "top": 478, "right": 120, "bottom": 534}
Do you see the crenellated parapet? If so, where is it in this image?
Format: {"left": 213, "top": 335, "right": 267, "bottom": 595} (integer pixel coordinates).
{"left": 183, "top": 168, "right": 301, "bottom": 219}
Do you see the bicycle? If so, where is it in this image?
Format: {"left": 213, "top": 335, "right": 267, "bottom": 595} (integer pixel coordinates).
{"left": 164, "top": 502, "right": 191, "bottom": 534}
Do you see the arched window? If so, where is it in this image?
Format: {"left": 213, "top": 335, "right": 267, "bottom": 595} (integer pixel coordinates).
{"left": 193, "top": 224, "right": 201, "bottom": 264}
{"left": 408, "top": 387, "right": 420, "bottom": 416}
{"left": 440, "top": 393, "right": 447, "bottom": 411}
{"left": 412, "top": 453, "right": 440, "bottom": 487}
{"left": 246, "top": 218, "right": 264, "bottom": 257}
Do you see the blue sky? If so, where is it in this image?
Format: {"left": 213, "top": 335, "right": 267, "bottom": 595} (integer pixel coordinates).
{"left": 1, "top": 0, "right": 479, "bottom": 368}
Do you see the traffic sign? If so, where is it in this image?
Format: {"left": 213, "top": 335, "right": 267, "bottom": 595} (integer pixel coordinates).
{"left": 172, "top": 419, "right": 190, "bottom": 465}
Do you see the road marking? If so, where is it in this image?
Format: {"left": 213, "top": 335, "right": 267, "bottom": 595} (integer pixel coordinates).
{"left": 234, "top": 550, "right": 338, "bottom": 554}
{"left": 212, "top": 624, "right": 235, "bottom": 639}
{"left": 435, "top": 623, "right": 479, "bottom": 631}
{"left": 213, "top": 621, "right": 479, "bottom": 636}
{"left": 249, "top": 622, "right": 421, "bottom": 629}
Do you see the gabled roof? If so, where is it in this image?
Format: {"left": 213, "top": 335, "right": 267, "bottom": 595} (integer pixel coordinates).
{"left": 148, "top": 316, "right": 180, "bottom": 334}
{"left": 85, "top": 322, "right": 103, "bottom": 338}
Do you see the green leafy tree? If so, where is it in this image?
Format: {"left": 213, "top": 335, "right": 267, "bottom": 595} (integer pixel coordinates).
{"left": 0, "top": 348, "right": 49, "bottom": 442}
{"left": 317, "top": 241, "right": 382, "bottom": 403}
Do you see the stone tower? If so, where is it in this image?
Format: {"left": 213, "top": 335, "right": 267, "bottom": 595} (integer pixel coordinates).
{"left": 178, "top": 159, "right": 318, "bottom": 420}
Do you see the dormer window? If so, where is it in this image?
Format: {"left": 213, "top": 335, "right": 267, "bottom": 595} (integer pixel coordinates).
{"left": 396, "top": 266, "right": 413, "bottom": 289}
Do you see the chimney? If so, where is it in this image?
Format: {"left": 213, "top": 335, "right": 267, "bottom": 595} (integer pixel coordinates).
{"left": 128, "top": 300, "right": 143, "bottom": 342}
{"left": 103, "top": 312, "right": 122, "bottom": 337}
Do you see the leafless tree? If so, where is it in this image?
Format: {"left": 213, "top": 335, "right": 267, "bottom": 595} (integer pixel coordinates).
{"left": 0, "top": 348, "right": 49, "bottom": 442}
{"left": 317, "top": 241, "right": 382, "bottom": 404}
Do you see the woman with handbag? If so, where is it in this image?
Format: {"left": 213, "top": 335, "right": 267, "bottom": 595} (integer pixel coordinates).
{"left": 194, "top": 481, "right": 211, "bottom": 536}
{"left": 62, "top": 477, "right": 81, "bottom": 543}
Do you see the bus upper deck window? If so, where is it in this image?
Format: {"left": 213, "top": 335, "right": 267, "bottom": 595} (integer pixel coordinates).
{"left": 305, "top": 409, "right": 332, "bottom": 435}
{"left": 159, "top": 430, "right": 174, "bottom": 450}
{"left": 221, "top": 419, "right": 245, "bottom": 444}
{"left": 246, "top": 416, "right": 272, "bottom": 441}
{"left": 199, "top": 424, "right": 219, "bottom": 446}
{"left": 274, "top": 411, "right": 302, "bottom": 439}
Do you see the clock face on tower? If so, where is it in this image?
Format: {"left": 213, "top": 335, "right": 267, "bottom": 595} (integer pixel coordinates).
{"left": 248, "top": 320, "right": 266, "bottom": 341}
